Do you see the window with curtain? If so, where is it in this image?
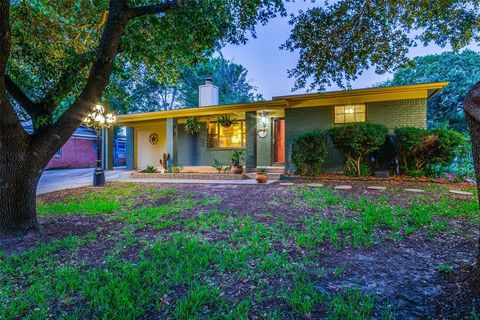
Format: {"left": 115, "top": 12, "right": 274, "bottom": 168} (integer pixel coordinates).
{"left": 208, "top": 121, "right": 245, "bottom": 148}
{"left": 334, "top": 104, "right": 366, "bottom": 124}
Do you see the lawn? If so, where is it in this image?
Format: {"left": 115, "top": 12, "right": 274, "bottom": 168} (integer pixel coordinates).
{"left": 1, "top": 182, "right": 479, "bottom": 319}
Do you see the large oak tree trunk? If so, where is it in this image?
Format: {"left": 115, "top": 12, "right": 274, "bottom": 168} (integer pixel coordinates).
{"left": 0, "top": 0, "right": 181, "bottom": 238}
{"left": 0, "top": 167, "right": 41, "bottom": 237}
{"left": 464, "top": 81, "right": 480, "bottom": 286}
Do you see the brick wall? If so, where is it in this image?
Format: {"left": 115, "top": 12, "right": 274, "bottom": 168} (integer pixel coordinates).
{"left": 285, "top": 99, "right": 427, "bottom": 172}
{"left": 257, "top": 118, "right": 272, "bottom": 166}
{"left": 176, "top": 123, "right": 245, "bottom": 167}
{"left": 47, "top": 137, "right": 96, "bottom": 169}
{"left": 367, "top": 98, "right": 427, "bottom": 131}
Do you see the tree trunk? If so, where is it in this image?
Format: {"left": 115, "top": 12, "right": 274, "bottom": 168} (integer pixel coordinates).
{"left": 464, "top": 81, "right": 480, "bottom": 285}
{"left": 0, "top": 167, "right": 41, "bottom": 237}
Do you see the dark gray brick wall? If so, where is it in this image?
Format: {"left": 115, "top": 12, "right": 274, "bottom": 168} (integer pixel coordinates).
{"left": 285, "top": 98, "right": 427, "bottom": 172}
{"left": 176, "top": 123, "right": 245, "bottom": 167}
{"left": 256, "top": 118, "right": 272, "bottom": 167}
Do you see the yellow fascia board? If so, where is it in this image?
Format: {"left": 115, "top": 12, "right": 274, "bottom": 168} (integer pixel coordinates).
{"left": 117, "top": 100, "right": 286, "bottom": 125}
{"left": 273, "top": 82, "right": 449, "bottom": 102}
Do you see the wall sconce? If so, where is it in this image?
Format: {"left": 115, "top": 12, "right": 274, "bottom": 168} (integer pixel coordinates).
{"left": 258, "top": 111, "right": 269, "bottom": 138}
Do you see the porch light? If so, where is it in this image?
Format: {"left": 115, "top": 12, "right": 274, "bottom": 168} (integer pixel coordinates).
{"left": 83, "top": 104, "right": 116, "bottom": 187}
{"left": 258, "top": 111, "right": 269, "bottom": 138}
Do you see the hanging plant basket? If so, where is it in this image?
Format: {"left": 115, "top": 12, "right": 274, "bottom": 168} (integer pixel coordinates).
{"left": 184, "top": 117, "right": 201, "bottom": 135}
{"left": 216, "top": 115, "right": 238, "bottom": 128}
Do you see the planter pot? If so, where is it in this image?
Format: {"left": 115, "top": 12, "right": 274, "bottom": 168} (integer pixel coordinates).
{"left": 230, "top": 165, "right": 243, "bottom": 174}
{"left": 256, "top": 173, "right": 268, "bottom": 183}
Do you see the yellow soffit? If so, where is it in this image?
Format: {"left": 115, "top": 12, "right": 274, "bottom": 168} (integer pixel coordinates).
{"left": 117, "top": 82, "right": 448, "bottom": 124}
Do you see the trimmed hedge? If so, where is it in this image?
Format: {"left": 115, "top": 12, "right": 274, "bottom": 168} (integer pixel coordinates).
{"left": 394, "top": 126, "right": 464, "bottom": 176}
{"left": 290, "top": 131, "right": 328, "bottom": 176}
{"left": 328, "top": 123, "right": 389, "bottom": 176}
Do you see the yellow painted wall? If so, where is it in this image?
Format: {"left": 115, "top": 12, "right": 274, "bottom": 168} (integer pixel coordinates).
{"left": 135, "top": 122, "right": 167, "bottom": 169}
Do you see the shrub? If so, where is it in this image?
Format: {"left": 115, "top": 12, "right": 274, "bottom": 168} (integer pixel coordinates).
{"left": 145, "top": 165, "right": 157, "bottom": 173}
{"left": 291, "top": 131, "right": 328, "bottom": 176}
{"left": 394, "top": 126, "right": 464, "bottom": 176}
{"left": 328, "top": 123, "right": 389, "bottom": 176}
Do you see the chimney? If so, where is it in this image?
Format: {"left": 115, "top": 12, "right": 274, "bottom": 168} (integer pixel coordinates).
{"left": 199, "top": 78, "right": 219, "bottom": 107}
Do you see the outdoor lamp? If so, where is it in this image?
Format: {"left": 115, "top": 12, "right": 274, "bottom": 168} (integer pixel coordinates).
{"left": 258, "top": 111, "right": 269, "bottom": 138}
{"left": 83, "top": 104, "right": 116, "bottom": 187}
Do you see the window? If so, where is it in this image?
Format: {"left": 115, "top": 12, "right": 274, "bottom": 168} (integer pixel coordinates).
{"left": 208, "top": 121, "right": 246, "bottom": 148}
{"left": 54, "top": 148, "right": 62, "bottom": 158}
{"left": 334, "top": 104, "right": 366, "bottom": 124}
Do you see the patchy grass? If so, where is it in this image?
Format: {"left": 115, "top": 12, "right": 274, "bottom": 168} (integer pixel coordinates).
{"left": 1, "top": 182, "right": 479, "bottom": 319}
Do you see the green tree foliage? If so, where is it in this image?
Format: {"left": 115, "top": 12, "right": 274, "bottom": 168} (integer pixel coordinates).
{"left": 281, "top": 1, "right": 480, "bottom": 92}
{"left": 395, "top": 126, "right": 464, "bottom": 176}
{"left": 106, "top": 56, "right": 263, "bottom": 114}
{"left": 7, "top": 0, "right": 285, "bottom": 123}
{"left": 328, "top": 123, "right": 388, "bottom": 176}
{"left": 380, "top": 50, "right": 480, "bottom": 133}
{"left": 290, "top": 131, "right": 328, "bottom": 176}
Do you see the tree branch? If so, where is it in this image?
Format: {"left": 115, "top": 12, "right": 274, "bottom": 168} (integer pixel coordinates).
{"left": 38, "top": 51, "right": 94, "bottom": 114}
{"left": 127, "top": 0, "right": 183, "bottom": 19}
{"left": 4, "top": 74, "right": 38, "bottom": 117}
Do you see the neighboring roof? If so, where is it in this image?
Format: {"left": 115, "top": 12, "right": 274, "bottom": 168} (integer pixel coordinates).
{"left": 23, "top": 124, "right": 97, "bottom": 139}
{"left": 117, "top": 82, "right": 448, "bottom": 125}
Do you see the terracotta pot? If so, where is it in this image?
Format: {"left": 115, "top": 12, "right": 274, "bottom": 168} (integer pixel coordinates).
{"left": 256, "top": 173, "right": 268, "bottom": 183}
{"left": 230, "top": 165, "right": 243, "bottom": 174}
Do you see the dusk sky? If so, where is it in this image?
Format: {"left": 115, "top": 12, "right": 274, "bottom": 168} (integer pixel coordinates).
{"left": 221, "top": 2, "right": 478, "bottom": 100}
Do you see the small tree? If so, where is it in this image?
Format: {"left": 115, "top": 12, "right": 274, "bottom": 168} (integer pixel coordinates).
{"left": 290, "top": 131, "right": 328, "bottom": 176}
{"left": 328, "top": 123, "right": 388, "bottom": 176}
{"left": 395, "top": 126, "right": 464, "bottom": 176}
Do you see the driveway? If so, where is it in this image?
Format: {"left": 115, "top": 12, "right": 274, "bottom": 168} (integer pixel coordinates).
{"left": 37, "top": 168, "right": 130, "bottom": 195}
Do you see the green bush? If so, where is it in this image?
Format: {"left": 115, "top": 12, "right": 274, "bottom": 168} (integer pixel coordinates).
{"left": 291, "top": 131, "right": 328, "bottom": 176}
{"left": 328, "top": 123, "right": 389, "bottom": 176}
{"left": 394, "top": 126, "right": 464, "bottom": 176}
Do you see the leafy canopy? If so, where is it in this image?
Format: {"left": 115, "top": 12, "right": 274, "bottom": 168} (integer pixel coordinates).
{"left": 282, "top": 0, "right": 480, "bottom": 91}
{"left": 7, "top": 0, "right": 286, "bottom": 120}
{"left": 380, "top": 50, "right": 480, "bottom": 133}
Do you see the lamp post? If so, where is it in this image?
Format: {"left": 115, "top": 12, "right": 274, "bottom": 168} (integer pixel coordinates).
{"left": 83, "top": 104, "right": 116, "bottom": 186}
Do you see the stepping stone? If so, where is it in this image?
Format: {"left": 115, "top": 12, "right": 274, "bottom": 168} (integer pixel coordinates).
{"left": 307, "top": 183, "right": 324, "bottom": 188}
{"left": 449, "top": 190, "right": 473, "bottom": 197}
{"left": 279, "top": 182, "right": 294, "bottom": 186}
{"left": 367, "top": 186, "right": 387, "bottom": 191}
{"left": 404, "top": 188, "right": 425, "bottom": 193}
{"left": 335, "top": 185, "right": 352, "bottom": 190}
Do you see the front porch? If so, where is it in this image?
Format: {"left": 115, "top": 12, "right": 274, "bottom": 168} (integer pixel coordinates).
{"left": 118, "top": 108, "right": 287, "bottom": 174}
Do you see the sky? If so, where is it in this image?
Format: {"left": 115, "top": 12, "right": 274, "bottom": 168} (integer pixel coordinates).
{"left": 221, "top": 2, "right": 477, "bottom": 100}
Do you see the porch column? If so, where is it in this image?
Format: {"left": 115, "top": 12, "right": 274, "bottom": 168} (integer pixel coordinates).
{"left": 102, "top": 127, "right": 114, "bottom": 170}
{"left": 245, "top": 111, "right": 257, "bottom": 170}
{"left": 166, "top": 118, "right": 178, "bottom": 164}
{"left": 126, "top": 127, "right": 135, "bottom": 170}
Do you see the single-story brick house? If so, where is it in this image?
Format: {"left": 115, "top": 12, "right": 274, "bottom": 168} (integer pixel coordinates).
{"left": 23, "top": 124, "right": 98, "bottom": 169}
{"left": 114, "top": 81, "right": 447, "bottom": 173}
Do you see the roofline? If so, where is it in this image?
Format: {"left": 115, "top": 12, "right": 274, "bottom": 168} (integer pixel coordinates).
{"left": 117, "top": 82, "right": 449, "bottom": 125}
{"left": 272, "top": 82, "right": 449, "bottom": 100}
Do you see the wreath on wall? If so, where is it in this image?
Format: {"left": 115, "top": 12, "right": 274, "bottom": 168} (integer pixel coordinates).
{"left": 149, "top": 133, "right": 159, "bottom": 145}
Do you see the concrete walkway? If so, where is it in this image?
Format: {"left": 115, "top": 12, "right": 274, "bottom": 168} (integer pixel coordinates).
{"left": 37, "top": 168, "right": 273, "bottom": 195}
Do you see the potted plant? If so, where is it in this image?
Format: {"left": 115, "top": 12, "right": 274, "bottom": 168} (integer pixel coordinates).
{"left": 230, "top": 150, "right": 244, "bottom": 174}
{"left": 184, "top": 117, "right": 201, "bottom": 135}
{"left": 217, "top": 115, "right": 238, "bottom": 128}
{"left": 256, "top": 168, "right": 268, "bottom": 183}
